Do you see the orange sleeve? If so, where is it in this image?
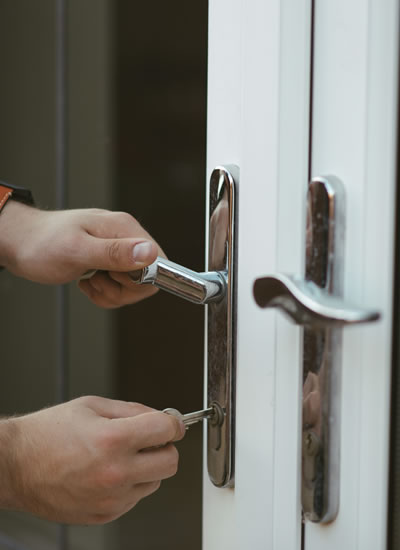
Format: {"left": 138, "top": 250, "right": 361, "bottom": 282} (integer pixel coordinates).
{"left": 0, "top": 185, "right": 13, "bottom": 213}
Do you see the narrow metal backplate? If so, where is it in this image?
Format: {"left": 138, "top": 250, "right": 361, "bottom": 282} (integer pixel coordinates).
{"left": 207, "top": 165, "right": 238, "bottom": 488}
{"left": 302, "top": 176, "right": 345, "bottom": 522}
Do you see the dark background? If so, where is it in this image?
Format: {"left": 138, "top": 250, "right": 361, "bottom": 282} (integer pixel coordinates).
{"left": 0, "top": 1, "right": 208, "bottom": 549}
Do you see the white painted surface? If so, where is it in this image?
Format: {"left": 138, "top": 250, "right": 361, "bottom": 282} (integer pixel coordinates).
{"left": 204, "top": 1, "right": 311, "bottom": 548}
{"left": 306, "top": 1, "right": 399, "bottom": 549}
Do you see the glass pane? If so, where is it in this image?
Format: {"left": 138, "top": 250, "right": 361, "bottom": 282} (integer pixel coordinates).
{"left": 112, "top": 1, "right": 208, "bottom": 548}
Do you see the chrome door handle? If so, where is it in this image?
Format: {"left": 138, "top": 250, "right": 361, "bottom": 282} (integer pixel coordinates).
{"left": 129, "top": 257, "right": 226, "bottom": 305}
{"left": 253, "top": 273, "right": 379, "bottom": 326}
{"left": 253, "top": 176, "right": 380, "bottom": 524}
{"left": 132, "top": 165, "right": 238, "bottom": 489}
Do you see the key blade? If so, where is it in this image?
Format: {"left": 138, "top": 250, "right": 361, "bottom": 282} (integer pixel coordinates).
{"left": 183, "top": 407, "right": 215, "bottom": 426}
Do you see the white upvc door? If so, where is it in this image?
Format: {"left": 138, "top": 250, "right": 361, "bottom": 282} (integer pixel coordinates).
{"left": 203, "top": 1, "right": 399, "bottom": 549}
{"left": 204, "top": 1, "right": 311, "bottom": 548}
{"left": 306, "top": 2, "right": 399, "bottom": 549}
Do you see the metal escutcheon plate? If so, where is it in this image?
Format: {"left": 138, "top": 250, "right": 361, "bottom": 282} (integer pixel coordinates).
{"left": 207, "top": 165, "right": 238, "bottom": 488}
{"left": 302, "top": 176, "right": 344, "bottom": 522}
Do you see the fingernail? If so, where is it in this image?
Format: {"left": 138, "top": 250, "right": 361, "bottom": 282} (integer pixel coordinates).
{"left": 132, "top": 241, "right": 153, "bottom": 263}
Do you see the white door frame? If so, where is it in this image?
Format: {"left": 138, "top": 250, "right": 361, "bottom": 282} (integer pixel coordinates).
{"left": 204, "top": 1, "right": 311, "bottom": 548}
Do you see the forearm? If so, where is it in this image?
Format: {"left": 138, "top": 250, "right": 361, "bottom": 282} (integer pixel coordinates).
{"left": 0, "top": 199, "right": 160, "bottom": 305}
{"left": 0, "top": 417, "right": 21, "bottom": 510}
{"left": 0, "top": 398, "right": 184, "bottom": 524}
{"left": 0, "top": 200, "right": 40, "bottom": 272}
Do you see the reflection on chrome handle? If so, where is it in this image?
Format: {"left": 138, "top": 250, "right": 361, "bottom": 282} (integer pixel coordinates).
{"left": 254, "top": 177, "right": 381, "bottom": 523}
{"left": 253, "top": 273, "right": 380, "bottom": 327}
{"left": 129, "top": 256, "right": 226, "bottom": 305}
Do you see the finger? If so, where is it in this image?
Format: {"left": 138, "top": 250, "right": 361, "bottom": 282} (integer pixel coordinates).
{"left": 108, "top": 270, "right": 145, "bottom": 287}
{"left": 117, "top": 411, "right": 186, "bottom": 450}
{"left": 79, "top": 272, "right": 125, "bottom": 308}
{"left": 85, "top": 236, "right": 158, "bottom": 272}
{"left": 78, "top": 272, "right": 158, "bottom": 308}
{"left": 120, "top": 481, "right": 161, "bottom": 513}
{"left": 90, "top": 481, "right": 161, "bottom": 524}
{"left": 78, "top": 275, "right": 122, "bottom": 309}
{"left": 108, "top": 271, "right": 159, "bottom": 301}
{"left": 127, "top": 481, "right": 161, "bottom": 510}
{"left": 80, "top": 396, "right": 155, "bottom": 419}
{"left": 303, "top": 372, "right": 319, "bottom": 397}
{"left": 83, "top": 211, "right": 166, "bottom": 258}
{"left": 84, "top": 211, "right": 152, "bottom": 241}
{"left": 78, "top": 285, "right": 119, "bottom": 309}
{"left": 131, "top": 480, "right": 161, "bottom": 502}
{"left": 303, "top": 391, "right": 320, "bottom": 428}
{"left": 89, "top": 271, "right": 122, "bottom": 298}
{"left": 130, "top": 444, "right": 179, "bottom": 483}
{"left": 78, "top": 279, "right": 94, "bottom": 299}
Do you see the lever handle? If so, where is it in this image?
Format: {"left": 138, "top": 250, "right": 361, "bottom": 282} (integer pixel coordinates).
{"left": 129, "top": 256, "right": 226, "bottom": 305}
{"left": 253, "top": 177, "right": 381, "bottom": 523}
{"left": 253, "top": 273, "right": 380, "bottom": 327}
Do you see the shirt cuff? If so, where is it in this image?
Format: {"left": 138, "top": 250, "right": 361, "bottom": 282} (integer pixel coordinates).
{"left": 0, "top": 181, "right": 34, "bottom": 213}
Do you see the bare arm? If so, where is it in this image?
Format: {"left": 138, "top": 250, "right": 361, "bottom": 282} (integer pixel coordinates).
{"left": 0, "top": 200, "right": 164, "bottom": 308}
{"left": 0, "top": 397, "right": 185, "bottom": 524}
{"left": 0, "top": 201, "right": 180, "bottom": 523}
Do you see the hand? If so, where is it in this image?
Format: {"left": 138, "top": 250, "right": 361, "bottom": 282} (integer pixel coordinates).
{"left": 302, "top": 372, "right": 321, "bottom": 436}
{"left": 0, "top": 396, "right": 185, "bottom": 524}
{"left": 0, "top": 201, "right": 163, "bottom": 307}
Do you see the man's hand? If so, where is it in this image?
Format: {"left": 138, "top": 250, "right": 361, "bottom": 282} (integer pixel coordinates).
{"left": 0, "top": 201, "right": 163, "bottom": 307}
{"left": 0, "top": 397, "right": 185, "bottom": 524}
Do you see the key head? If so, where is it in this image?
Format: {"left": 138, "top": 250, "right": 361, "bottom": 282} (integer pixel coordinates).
{"left": 162, "top": 408, "right": 184, "bottom": 422}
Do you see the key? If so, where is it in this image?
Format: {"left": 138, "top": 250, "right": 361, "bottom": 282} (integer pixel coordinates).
{"left": 163, "top": 404, "right": 222, "bottom": 428}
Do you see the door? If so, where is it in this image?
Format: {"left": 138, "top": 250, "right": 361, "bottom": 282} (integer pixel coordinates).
{"left": 204, "top": 1, "right": 399, "bottom": 549}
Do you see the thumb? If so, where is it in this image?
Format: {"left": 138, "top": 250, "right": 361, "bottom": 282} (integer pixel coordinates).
{"left": 87, "top": 237, "right": 158, "bottom": 272}
{"left": 80, "top": 396, "right": 155, "bottom": 419}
